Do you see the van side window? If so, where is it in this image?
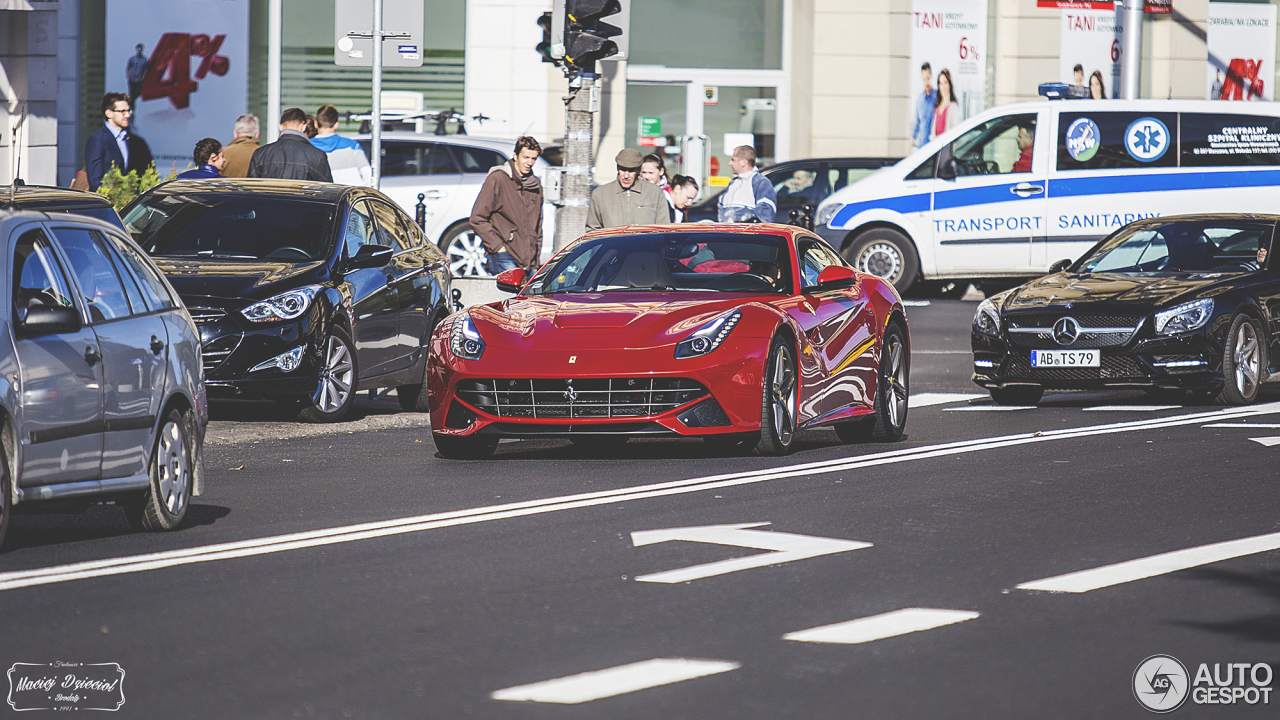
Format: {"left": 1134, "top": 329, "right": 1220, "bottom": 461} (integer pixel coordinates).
{"left": 1056, "top": 111, "right": 1179, "bottom": 171}
{"left": 905, "top": 152, "right": 937, "bottom": 180}
{"left": 1181, "top": 113, "right": 1280, "bottom": 167}
{"left": 944, "top": 114, "right": 1037, "bottom": 177}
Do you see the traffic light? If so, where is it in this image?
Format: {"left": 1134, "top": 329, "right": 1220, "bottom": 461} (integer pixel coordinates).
{"left": 536, "top": 12, "right": 556, "bottom": 64}
{"left": 563, "top": 0, "right": 623, "bottom": 69}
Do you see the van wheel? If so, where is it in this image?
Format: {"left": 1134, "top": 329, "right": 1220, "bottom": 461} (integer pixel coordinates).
{"left": 843, "top": 228, "right": 918, "bottom": 294}
{"left": 440, "top": 223, "right": 492, "bottom": 278}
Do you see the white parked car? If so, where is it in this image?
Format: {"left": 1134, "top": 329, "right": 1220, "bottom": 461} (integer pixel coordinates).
{"left": 354, "top": 133, "right": 558, "bottom": 276}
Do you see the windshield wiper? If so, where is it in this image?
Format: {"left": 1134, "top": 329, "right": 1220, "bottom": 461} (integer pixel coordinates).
{"left": 196, "top": 249, "right": 257, "bottom": 259}
{"left": 597, "top": 284, "right": 679, "bottom": 292}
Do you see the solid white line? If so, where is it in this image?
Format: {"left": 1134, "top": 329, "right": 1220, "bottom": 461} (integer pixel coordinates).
{"left": 901, "top": 300, "right": 931, "bottom": 307}
{"left": 3, "top": 402, "right": 1278, "bottom": 593}
{"left": 1204, "top": 423, "right": 1280, "bottom": 428}
{"left": 1249, "top": 436, "right": 1280, "bottom": 447}
{"left": 1082, "top": 405, "right": 1181, "bottom": 412}
{"left": 943, "top": 406, "right": 1033, "bottom": 412}
{"left": 908, "top": 392, "right": 985, "bottom": 408}
{"left": 912, "top": 350, "right": 971, "bottom": 355}
{"left": 491, "top": 658, "right": 739, "bottom": 704}
{"left": 783, "top": 608, "right": 980, "bottom": 644}
{"left": 1016, "top": 531, "right": 1280, "bottom": 593}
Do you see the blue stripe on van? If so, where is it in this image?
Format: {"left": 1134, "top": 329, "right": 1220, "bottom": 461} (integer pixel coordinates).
{"left": 830, "top": 193, "right": 930, "bottom": 226}
{"left": 934, "top": 182, "right": 1044, "bottom": 210}
{"left": 1048, "top": 168, "right": 1280, "bottom": 198}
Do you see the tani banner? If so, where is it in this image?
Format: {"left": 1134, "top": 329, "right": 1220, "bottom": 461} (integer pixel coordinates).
{"left": 910, "top": 0, "right": 987, "bottom": 132}
{"left": 1207, "top": 2, "right": 1276, "bottom": 101}
{"left": 106, "top": 0, "right": 249, "bottom": 173}
{"left": 1060, "top": 3, "right": 1122, "bottom": 99}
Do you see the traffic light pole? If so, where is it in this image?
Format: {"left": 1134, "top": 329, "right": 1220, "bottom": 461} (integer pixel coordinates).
{"left": 555, "top": 71, "right": 597, "bottom": 251}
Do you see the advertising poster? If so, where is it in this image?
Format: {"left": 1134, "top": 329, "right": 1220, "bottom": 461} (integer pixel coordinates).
{"left": 1060, "top": 3, "right": 1122, "bottom": 98}
{"left": 910, "top": 0, "right": 987, "bottom": 136}
{"left": 106, "top": 0, "right": 249, "bottom": 173}
{"left": 1206, "top": 2, "right": 1276, "bottom": 101}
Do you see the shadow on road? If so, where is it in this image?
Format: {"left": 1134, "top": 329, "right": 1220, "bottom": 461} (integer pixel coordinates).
{"left": 4, "top": 503, "right": 231, "bottom": 553}
{"left": 1170, "top": 567, "right": 1280, "bottom": 645}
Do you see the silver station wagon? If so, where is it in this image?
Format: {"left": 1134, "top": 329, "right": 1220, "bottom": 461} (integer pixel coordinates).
{"left": 0, "top": 209, "right": 207, "bottom": 546}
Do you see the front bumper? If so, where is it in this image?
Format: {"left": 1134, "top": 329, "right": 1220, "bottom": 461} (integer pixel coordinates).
{"left": 427, "top": 336, "right": 768, "bottom": 439}
{"left": 188, "top": 300, "right": 325, "bottom": 401}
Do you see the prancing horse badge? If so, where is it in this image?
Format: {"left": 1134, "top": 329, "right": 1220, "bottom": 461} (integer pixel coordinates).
{"left": 569, "top": 356, "right": 577, "bottom": 363}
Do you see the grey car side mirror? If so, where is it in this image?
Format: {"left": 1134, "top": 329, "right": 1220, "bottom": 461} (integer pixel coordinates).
{"left": 19, "top": 305, "right": 82, "bottom": 337}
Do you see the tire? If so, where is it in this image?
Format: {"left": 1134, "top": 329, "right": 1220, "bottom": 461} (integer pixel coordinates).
{"left": 0, "top": 436, "right": 9, "bottom": 548}
{"left": 989, "top": 385, "right": 1043, "bottom": 406}
{"left": 439, "top": 222, "right": 492, "bottom": 278}
{"left": 756, "top": 335, "right": 799, "bottom": 456}
{"left": 862, "top": 321, "right": 910, "bottom": 442}
{"left": 1217, "top": 314, "right": 1266, "bottom": 405}
{"left": 298, "top": 327, "right": 358, "bottom": 423}
{"left": 125, "top": 408, "right": 194, "bottom": 532}
{"left": 433, "top": 431, "right": 498, "bottom": 459}
{"left": 397, "top": 315, "right": 441, "bottom": 413}
{"left": 843, "top": 228, "right": 919, "bottom": 295}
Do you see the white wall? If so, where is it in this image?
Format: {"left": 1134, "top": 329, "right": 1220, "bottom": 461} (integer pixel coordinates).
{"left": 0, "top": 8, "right": 59, "bottom": 186}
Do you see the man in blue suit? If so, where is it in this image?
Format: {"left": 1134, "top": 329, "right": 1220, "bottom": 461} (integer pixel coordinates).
{"left": 84, "top": 92, "right": 154, "bottom": 190}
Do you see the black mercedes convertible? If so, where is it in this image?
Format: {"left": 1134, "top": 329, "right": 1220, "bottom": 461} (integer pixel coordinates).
{"left": 972, "top": 214, "right": 1278, "bottom": 405}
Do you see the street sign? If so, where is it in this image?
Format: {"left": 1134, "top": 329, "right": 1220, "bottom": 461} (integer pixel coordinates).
{"left": 334, "top": 0, "right": 424, "bottom": 67}
{"left": 639, "top": 116, "right": 662, "bottom": 137}
{"left": 630, "top": 522, "right": 872, "bottom": 583}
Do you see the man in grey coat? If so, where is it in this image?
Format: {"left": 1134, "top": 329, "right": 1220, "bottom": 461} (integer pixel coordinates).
{"left": 586, "top": 148, "right": 669, "bottom": 230}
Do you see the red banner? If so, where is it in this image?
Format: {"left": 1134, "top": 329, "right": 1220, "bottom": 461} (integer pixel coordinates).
{"left": 1037, "top": 1, "right": 1170, "bottom": 11}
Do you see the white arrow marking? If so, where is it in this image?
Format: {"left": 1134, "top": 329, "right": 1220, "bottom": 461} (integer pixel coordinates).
{"left": 784, "top": 608, "right": 980, "bottom": 645}
{"left": 1017, "top": 531, "right": 1280, "bottom": 593}
{"left": 491, "top": 658, "right": 739, "bottom": 704}
{"left": 1249, "top": 436, "right": 1280, "bottom": 447}
{"left": 630, "top": 523, "right": 871, "bottom": 583}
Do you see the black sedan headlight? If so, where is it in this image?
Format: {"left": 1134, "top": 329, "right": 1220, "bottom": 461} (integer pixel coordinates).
{"left": 241, "top": 285, "right": 322, "bottom": 323}
{"left": 973, "top": 297, "right": 1001, "bottom": 338}
{"left": 450, "top": 313, "right": 486, "bottom": 360}
{"left": 675, "top": 311, "right": 741, "bottom": 359}
{"left": 1154, "top": 298, "right": 1213, "bottom": 335}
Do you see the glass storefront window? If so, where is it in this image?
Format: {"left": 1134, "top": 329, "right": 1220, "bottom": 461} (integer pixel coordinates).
{"left": 628, "top": 0, "right": 784, "bottom": 70}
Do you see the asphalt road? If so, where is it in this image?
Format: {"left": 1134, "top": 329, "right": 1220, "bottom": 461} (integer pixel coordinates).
{"left": 3, "top": 299, "right": 1279, "bottom": 718}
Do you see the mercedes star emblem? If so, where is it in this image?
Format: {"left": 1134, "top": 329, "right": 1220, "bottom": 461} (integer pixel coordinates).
{"left": 1053, "top": 316, "right": 1080, "bottom": 346}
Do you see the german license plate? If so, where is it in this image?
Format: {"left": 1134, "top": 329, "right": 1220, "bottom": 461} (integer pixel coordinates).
{"left": 1031, "top": 349, "right": 1100, "bottom": 367}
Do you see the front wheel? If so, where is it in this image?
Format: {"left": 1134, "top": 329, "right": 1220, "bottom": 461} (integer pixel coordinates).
{"left": 1218, "top": 314, "right": 1266, "bottom": 405}
{"left": 125, "top": 408, "right": 195, "bottom": 532}
{"left": 843, "top": 228, "right": 919, "bottom": 295}
{"left": 433, "top": 432, "right": 498, "bottom": 459}
{"left": 756, "top": 335, "right": 799, "bottom": 456}
{"left": 298, "top": 327, "right": 358, "bottom": 423}
{"left": 440, "top": 223, "right": 492, "bottom": 278}
{"left": 398, "top": 316, "right": 441, "bottom": 412}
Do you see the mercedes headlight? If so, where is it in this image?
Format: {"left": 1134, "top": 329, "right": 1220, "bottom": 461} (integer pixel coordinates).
{"left": 815, "top": 202, "right": 844, "bottom": 227}
{"left": 1154, "top": 298, "right": 1213, "bottom": 335}
{"left": 241, "top": 285, "right": 322, "bottom": 323}
{"left": 450, "top": 313, "right": 486, "bottom": 360}
{"left": 675, "top": 311, "right": 741, "bottom": 359}
{"left": 973, "top": 297, "right": 1001, "bottom": 338}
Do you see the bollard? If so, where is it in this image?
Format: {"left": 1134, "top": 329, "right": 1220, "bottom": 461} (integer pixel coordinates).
{"left": 451, "top": 287, "right": 463, "bottom": 312}
{"left": 416, "top": 193, "right": 427, "bottom": 232}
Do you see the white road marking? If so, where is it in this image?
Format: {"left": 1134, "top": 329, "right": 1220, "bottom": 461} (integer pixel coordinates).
{"left": 630, "top": 523, "right": 871, "bottom": 583}
{"left": 901, "top": 300, "right": 931, "bottom": 307}
{"left": 1249, "top": 436, "right": 1280, "bottom": 447}
{"left": 943, "top": 406, "right": 1034, "bottom": 412}
{"left": 1081, "top": 405, "right": 1181, "bottom": 412}
{"left": 1205, "top": 423, "right": 1280, "bottom": 428}
{"left": 908, "top": 392, "right": 985, "bottom": 408}
{"left": 1017, "top": 531, "right": 1280, "bottom": 593}
{"left": 4, "top": 403, "right": 1279, "bottom": 593}
{"left": 783, "top": 608, "right": 980, "bottom": 645}
{"left": 912, "top": 350, "right": 972, "bottom": 355}
{"left": 491, "top": 658, "right": 739, "bottom": 704}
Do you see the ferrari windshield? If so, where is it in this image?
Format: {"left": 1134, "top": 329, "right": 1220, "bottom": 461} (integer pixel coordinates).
{"left": 1077, "top": 219, "right": 1273, "bottom": 274}
{"left": 124, "top": 195, "right": 336, "bottom": 261}
{"left": 527, "top": 232, "right": 794, "bottom": 295}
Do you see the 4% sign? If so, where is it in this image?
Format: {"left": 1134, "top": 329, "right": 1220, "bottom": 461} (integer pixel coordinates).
{"left": 140, "top": 33, "right": 231, "bottom": 110}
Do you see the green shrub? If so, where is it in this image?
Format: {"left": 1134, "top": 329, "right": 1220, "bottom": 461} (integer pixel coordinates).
{"left": 96, "top": 164, "right": 176, "bottom": 211}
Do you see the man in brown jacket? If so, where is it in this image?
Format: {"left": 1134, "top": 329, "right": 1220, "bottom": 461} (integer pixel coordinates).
{"left": 469, "top": 136, "right": 544, "bottom": 274}
{"left": 222, "top": 113, "right": 259, "bottom": 178}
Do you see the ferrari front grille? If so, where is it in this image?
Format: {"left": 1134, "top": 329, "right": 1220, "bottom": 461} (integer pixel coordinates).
{"left": 457, "top": 378, "right": 708, "bottom": 419}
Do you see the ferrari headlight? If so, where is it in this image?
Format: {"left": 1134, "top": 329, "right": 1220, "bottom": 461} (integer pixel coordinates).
{"left": 1154, "top": 298, "right": 1213, "bottom": 335}
{"left": 450, "top": 313, "right": 486, "bottom": 360}
{"left": 973, "top": 297, "right": 1001, "bottom": 338}
{"left": 815, "top": 202, "right": 844, "bottom": 227}
{"left": 675, "top": 310, "right": 742, "bottom": 359}
{"left": 241, "top": 285, "right": 322, "bottom": 323}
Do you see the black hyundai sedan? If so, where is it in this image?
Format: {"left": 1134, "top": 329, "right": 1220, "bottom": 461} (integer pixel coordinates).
{"left": 123, "top": 179, "right": 450, "bottom": 422}
{"left": 972, "top": 214, "right": 1278, "bottom": 406}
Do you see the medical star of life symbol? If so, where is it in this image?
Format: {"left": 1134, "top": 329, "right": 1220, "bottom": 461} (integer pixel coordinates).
{"left": 1132, "top": 126, "right": 1162, "bottom": 154}
{"left": 1125, "top": 117, "right": 1170, "bottom": 162}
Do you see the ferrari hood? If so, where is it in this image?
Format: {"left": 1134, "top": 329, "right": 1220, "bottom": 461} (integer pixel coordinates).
{"left": 468, "top": 293, "right": 770, "bottom": 350}
{"left": 1003, "top": 271, "right": 1225, "bottom": 312}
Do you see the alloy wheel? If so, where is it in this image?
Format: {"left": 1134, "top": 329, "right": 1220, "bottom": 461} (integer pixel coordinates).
{"left": 770, "top": 343, "right": 797, "bottom": 445}
{"left": 447, "top": 230, "right": 492, "bottom": 277}
{"left": 884, "top": 334, "right": 908, "bottom": 428}
{"left": 155, "top": 418, "right": 190, "bottom": 516}
{"left": 314, "top": 335, "right": 355, "bottom": 413}
{"left": 1234, "top": 320, "right": 1260, "bottom": 399}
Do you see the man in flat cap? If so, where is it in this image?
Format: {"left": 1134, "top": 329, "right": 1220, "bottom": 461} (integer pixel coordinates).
{"left": 586, "top": 147, "right": 670, "bottom": 230}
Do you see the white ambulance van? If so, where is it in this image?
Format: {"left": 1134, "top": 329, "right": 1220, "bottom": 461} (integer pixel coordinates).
{"left": 814, "top": 99, "right": 1280, "bottom": 293}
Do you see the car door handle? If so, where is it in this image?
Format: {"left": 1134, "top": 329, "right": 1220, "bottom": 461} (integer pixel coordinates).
{"left": 150, "top": 335, "right": 165, "bottom": 355}
{"left": 424, "top": 190, "right": 446, "bottom": 199}
{"left": 1010, "top": 183, "right": 1044, "bottom": 197}
{"left": 84, "top": 346, "right": 101, "bottom": 366}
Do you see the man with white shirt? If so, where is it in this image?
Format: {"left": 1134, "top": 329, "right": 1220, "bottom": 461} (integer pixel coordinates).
{"left": 84, "top": 92, "right": 154, "bottom": 191}
{"left": 717, "top": 145, "right": 776, "bottom": 223}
